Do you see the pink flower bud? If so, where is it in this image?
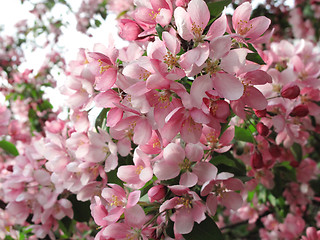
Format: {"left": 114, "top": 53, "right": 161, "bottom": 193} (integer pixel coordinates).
{"left": 250, "top": 151, "right": 264, "bottom": 170}
{"left": 254, "top": 109, "right": 267, "bottom": 118}
{"left": 269, "top": 145, "right": 281, "bottom": 158}
{"left": 290, "top": 160, "right": 299, "bottom": 168}
{"left": 175, "top": 0, "right": 190, "bottom": 7}
{"left": 256, "top": 122, "right": 269, "bottom": 136}
{"left": 118, "top": 19, "right": 143, "bottom": 41}
{"left": 289, "top": 105, "right": 309, "bottom": 117}
{"left": 281, "top": 84, "right": 300, "bottom": 99}
{"left": 148, "top": 185, "right": 166, "bottom": 202}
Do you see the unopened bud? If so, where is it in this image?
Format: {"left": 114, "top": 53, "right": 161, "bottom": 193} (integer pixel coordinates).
{"left": 118, "top": 19, "right": 143, "bottom": 41}
{"left": 148, "top": 185, "right": 166, "bottom": 202}
{"left": 269, "top": 145, "right": 281, "bottom": 158}
{"left": 250, "top": 151, "right": 264, "bottom": 170}
{"left": 256, "top": 122, "right": 269, "bottom": 136}
{"left": 281, "top": 84, "right": 300, "bottom": 99}
{"left": 289, "top": 105, "right": 309, "bottom": 117}
{"left": 254, "top": 109, "right": 267, "bottom": 118}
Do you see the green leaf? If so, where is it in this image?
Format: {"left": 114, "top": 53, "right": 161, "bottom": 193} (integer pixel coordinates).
{"left": 234, "top": 126, "right": 254, "bottom": 143}
{"left": 246, "top": 52, "right": 266, "bottom": 65}
{"left": 156, "top": 24, "right": 165, "bottom": 40}
{"left": 207, "top": 0, "right": 232, "bottom": 18}
{"left": 95, "top": 19, "right": 101, "bottom": 27}
{"left": 0, "top": 140, "right": 19, "bottom": 156}
{"left": 183, "top": 215, "right": 223, "bottom": 240}
{"left": 107, "top": 168, "right": 123, "bottom": 187}
{"left": 68, "top": 195, "right": 91, "bottom": 222}
{"left": 95, "top": 108, "right": 109, "bottom": 132}
{"left": 290, "top": 142, "right": 302, "bottom": 162}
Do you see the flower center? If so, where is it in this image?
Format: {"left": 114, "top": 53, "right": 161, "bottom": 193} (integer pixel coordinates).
{"left": 237, "top": 20, "right": 253, "bottom": 36}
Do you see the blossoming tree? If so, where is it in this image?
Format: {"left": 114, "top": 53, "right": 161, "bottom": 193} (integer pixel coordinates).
{"left": 1, "top": 0, "right": 320, "bottom": 239}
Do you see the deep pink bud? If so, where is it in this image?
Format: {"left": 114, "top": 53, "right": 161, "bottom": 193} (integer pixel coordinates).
{"left": 254, "top": 109, "right": 267, "bottom": 118}
{"left": 148, "top": 185, "right": 166, "bottom": 202}
{"left": 250, "top": 151, "right": 264, "bottom": 170}
{"left": 269, "top": 145, "right": 281, "bottom": 158}
{"left": 118, "top": 19, "right": 143, "bottom": 41}
{"left": 256, "top": 122, "right": 269, "bottom": 136}
{"left": 290, "top": 160, "right": 299, "bottom": 168}
{"left": 281, "top": 84, "right": 300, "bottom": 99}
{"left": 175, "top": 0, "right": 190, "bottom": 7}
{"left": 289, "top": 105, "right": 309, "bottom": 117}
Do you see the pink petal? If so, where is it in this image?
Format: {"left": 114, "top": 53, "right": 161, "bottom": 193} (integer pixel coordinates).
{"left": 180, "top": 171, "right": 198, "bottom": 187}
{"left": 181, "top": 117, "right": 202, "bottom": 143}
{"left": 224, "top": 178, "right": 244, "bottom": 191}
{"left": 212, "top": 73, "right": 244, "bottom": 100}
{"left": 209, "top": 35, "right": 232, "bottom": 60}
{"left": 185, "top": 143, "right": 203, "bottom": 162}
{"left": 221, "top": 192, "right": 243, "bottom": 210}
{"left": 244, "top": 70, "right": 272, "bottom": 85}
{"left": 192, "top": 162, "right": 218, "bottom": 184}
{"left": 192, "top": 201, "right": 206, "bottom": 223}
{"left": 174, "top": 7, "right": 193, "bottom": 41}
{"left": 206, "top": 193, "right": 218, "bottom": 216}
{"left": 246, "top": 16, "right": 271, "bottom": 39}
{"left": 187, "top": 0, "right": 210, "bottom": 31}
{"left": 163, "top": 143, "right": 185, "bottom": 163}
{"left": 243, "top": 86, "right": 267, "bottom": 110}
{"left": 175, "top": 208, "right": 194, "bottom": 234}
{"left": 94, "top": 90, "right": 121, "bottom": 108}
{"left": 206, "top": 13, "right": 227, "bottom": 41}
{"left": 162, "top": 32, "right": 180, "bottom": 54}
{"left": 139, "top": 167, "right": 153, "bottom": 182}
{"left": 103, "top": 223, "right": 129, "bottom": 238}
{"left": 127, "top": 190, "right": 141, "bottom": 208}
{"left": 153, "top": 161, "right": 180, "bottom": 180}
{"left": 133, "top": 118, "right": 152, "bottom": 145}
{"left": 219, "top": 126, "right": 234, "bottom": 145}
{"left": 232, "top": 2, "right": 252, "bottom": 29}
{"left": 190, "top": 74, "right": 213, "bottom": 108}
{"left": 124, "top": 204, "right": 146, "bottom": 228}
{"left": 220, "top": 48, "right": 247, "bottom": 74}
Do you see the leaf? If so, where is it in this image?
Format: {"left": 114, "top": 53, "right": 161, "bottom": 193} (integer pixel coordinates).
{"left": 207, "top": 0, "right": 232, "bottom": 18}
{"left": 290, "top": 142, "right": 302, "bottom": 162}
{"left": 234, "top": 126, "right": 254, "bottom": 143}
{"left": 95, "top": 19, "right": 101, "bottom": 27}
{"left": 183, "top": 215, "right": 223, "bottom": 240}
{"left": 95, "top": 108, "right": 109, "bottom": 132}
{"left": 0, "top": 140, "right": 19, "bottom": 156}
{"left": 68, "top": 195, "right": 91, "bottom": 222}
{"left": 246, "top": 52, "right": 266, "bottom": 65}
{"left": 156, "top": 24, "right": 164, "bottom": 40}
{"left": 107, "top": 169, "right": 123, "bottom": 187}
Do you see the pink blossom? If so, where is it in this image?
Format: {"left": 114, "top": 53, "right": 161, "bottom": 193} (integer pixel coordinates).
{"left": 160, "top": 185, "right": 206, "bottom": 234}
{"left": 231, "top": 2, "right": 271, "bottom": 43}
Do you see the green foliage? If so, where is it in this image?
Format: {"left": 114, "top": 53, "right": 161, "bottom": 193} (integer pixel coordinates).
{"left": 246, "top": 52, "right": 266, "bottom": 65}
{"left": 183, "top": 215, "right": 223, "bottom": 240}
{"left": 234, "top": 126, "right": 255, "bottom": 143}
{"left": 208, "top": 0, "right": 232, "bottom": 19}
{"left": 68, "top": 194, "right": 91, "bottom": 222}
{"left": 156, "top": 24, "right": 165, "bottom": 40}
{"left": 290, "top": 142, "right": 303, "bottom": 162}
{"left": 0, "top": 140, "right": 19, "bottom": 156}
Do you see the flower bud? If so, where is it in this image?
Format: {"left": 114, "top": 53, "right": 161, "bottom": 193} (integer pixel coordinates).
{"left": 254, "top": 109, "right": 267, "bottom": 118}
{"left": 148, "top": 185, "right": 166, "bottom": 202}
{"left": 269, "top": 144, "right": 281, "bottom": 158}
{"left": 250, "top": 151, "right": 264, "bottom": 170}
{"left": 256, "top": 122, "right": 269, "bottom": 136}
{"left": 118, "top": 19, "right": 143, "bottom": 41}
{"left": 175, "top": 0, "right": 190, "bottom": 7}
{"left": 289, "top": 105, "right": 309, "bottom": 117}
{"left": 290, "top": 160, "right": 299, "bottom": 168}
{"left": 281, "top": 84, "right": 300, "bottom": 99}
